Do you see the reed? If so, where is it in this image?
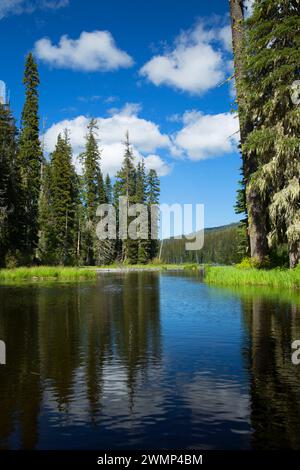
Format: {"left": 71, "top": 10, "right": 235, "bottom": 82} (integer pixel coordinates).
{"left": 205, "top": 265, "right": 300, "bottom": 289}
{"left": 0, "top": 266, "right": 97, "bottom": 282}
{"left": 0, "top": 263, "right": 199, "bottom": 282}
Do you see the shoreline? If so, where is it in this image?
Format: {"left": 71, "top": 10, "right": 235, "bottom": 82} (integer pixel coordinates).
{"left": 0, "top": 265, "right": 299, "bottom": 289}
{"left": 96, "top": 266, "right": 194, "bottom": 273}
{"left": 205, "top": 265, "right": 300, "bottom": 290}
{"left": 0, "top": 264, "right": 200, "bottom": 283}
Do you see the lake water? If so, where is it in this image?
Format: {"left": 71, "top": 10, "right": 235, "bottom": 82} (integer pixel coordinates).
{"left": 0, "top": 271, "right": 300, "bottom": 450}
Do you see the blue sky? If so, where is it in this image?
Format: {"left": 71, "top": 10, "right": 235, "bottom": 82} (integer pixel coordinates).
{"left": 0, "top": 0, "right": 243, "bottom": 229}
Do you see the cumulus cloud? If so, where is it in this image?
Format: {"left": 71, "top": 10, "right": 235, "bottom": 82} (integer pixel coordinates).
{"left": 143, "top": 154, "right": 172, "bottom": 177}
{"left": 44, "top": 104, "right": 172, "bottom": 176}
{"left": 140, "top": 21, "right": 232, "bottom": 95}
{"left": 44, "top": 105, "right": 240, "bottom": 174}
{"left": 34, "top": 30, "right": 134, "bottom": 71}
{"left": 174, "top": 110, "right": 239, "bottom": 160}
{"left": 0, "top": 0, "right": 69, "bottom": 19}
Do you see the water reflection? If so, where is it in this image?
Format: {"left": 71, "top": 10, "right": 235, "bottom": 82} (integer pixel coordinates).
{"left": 0, "top": 273, "right": 161, "bottom": 449}
{"left": 241, "top": 291, "right": 300, "bottom": 449}
{"left": 0, "top": 273, "right": 300, "bottom": 449}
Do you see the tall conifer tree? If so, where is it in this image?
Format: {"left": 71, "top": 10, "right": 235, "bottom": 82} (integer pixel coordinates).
{"left": 242, "top": 0, "right": 300, "bottom": 267}
{"left": 80, "top": 118, "right": 103, "bottom": 265}
{"left": 0, "top": 103, "right": 19, "bottom": 265}
{"left": 105, "top": 174, "right": 113, "bottom": 204}
{"left": 147, "top": 169, "right": 160, "bottom": 260}
{"left": 229, "top": 0, "right": 267, "bottom": 261}
{"left": 115, "top": 132, "right": 138, "bottom": 263}
{"left": 136, "top": 160, "right": 149, "bottom": 263}
{"left": 18, "top": 53, "right": 42, "bottom": 261}
{"left": 48, "top": 131, "right": 78, "bottom": 265}
{"left": 37, "top": 161, "right": 52, "bottom": 263}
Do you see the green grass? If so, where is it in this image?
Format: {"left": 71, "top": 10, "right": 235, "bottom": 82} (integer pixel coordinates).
{"left": 0, "top": 266, "right": 97, "bottom": 282}
{"left": 0, "top": 262, "right": 199, "bottom": 283}
{"left": 205, "top": 265, "right": 300, "bottom": 289}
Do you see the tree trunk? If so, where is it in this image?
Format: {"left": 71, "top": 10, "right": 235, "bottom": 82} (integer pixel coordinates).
{"left": 247, "top": 188, "right": 269, "bottom": 261}
{"left": 229, "top": 0, "right": 268, "bottom": 263}
{"left": 229, "top": 0, "right": 247, "bottom": 142}
{"left": 289, "top": 242, "right": 300, "bottom": 269}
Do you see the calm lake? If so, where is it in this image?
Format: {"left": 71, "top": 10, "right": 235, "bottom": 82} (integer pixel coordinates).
{"left": 0, "top": 271, "right": 300, "bottom": 450}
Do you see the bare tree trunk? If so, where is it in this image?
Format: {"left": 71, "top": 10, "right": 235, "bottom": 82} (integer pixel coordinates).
{"left": 229, "top": 0, "right": 268, "bottom": 263}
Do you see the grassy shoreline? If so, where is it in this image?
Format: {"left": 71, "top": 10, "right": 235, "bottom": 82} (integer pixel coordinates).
{"left": 0, "top": 266, "right": 98, "bottom": 282}
{"left": 0, "top": 263, "right": 199, "bottom": 282}
{"left": 1, "top": 264, "right": 299, "bottom": 290}
{"left": 205, "top": 265, "right": 300, "bottom": 289}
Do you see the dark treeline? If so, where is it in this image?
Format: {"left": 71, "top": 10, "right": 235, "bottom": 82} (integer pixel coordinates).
{"left": 161, "top": 224, "right": 244, "bottom": 265}
{"left": 0, "top": 54, "right": 160, "bottom": 267}
{"left": 230, "top": 0, "right": 300, "bottom": 268}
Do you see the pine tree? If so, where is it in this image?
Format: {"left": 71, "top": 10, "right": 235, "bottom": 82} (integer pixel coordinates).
{"left": 105, "top": 174, "right": 113, "bottom": 204}
{"left": 48, "top": 131, "right": 78, "bottom": 265}
{"left": 18, "top": 53, "right": 42, "bottom": 261}
{"left": 75, "top": 174, "right": 86, "bottom": 265}
{"left": 229, "top": 0, "right": 268, "bottom": 262}
{"left": 80, "top": 118, "right": 102, "bottom": 265}
{"left": 242, "top": 0, "right": 300, "bottom": 267}
{"left": 0, "top": 103, "right": 19, "bottom": 266}
{"left": 115, "top": 132, "right": 138, "bottom": 263}
{"left": 37, "top": 161, "right": 52, "bottom": 263}
{"left": 113, "top": 174, "right": 123, "bottom": 262}
{"left": 103, "top": 173, "right": 115, "bottom": 263}
{"left": 94, "top": 165, "right": 113, "bottom": 265}
{"left": 136, "top": 160, "right": 149, "bottom": 263}
{"left": 147, "top": 169, "right": 160, "bottom": 260}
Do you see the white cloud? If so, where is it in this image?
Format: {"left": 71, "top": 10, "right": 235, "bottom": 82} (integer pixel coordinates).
{"left": 140, "top": 21, "right": 232, "bottom": 95}
{"left": 77, "top": 95, "right": 101, "bottom": 103}
{"left": 186, "top": 22, "right": 232, "bottom": 52}
{"left": 143, "top": 155, "right": 172, "bottom": 177}
{"left": 218, "top": 25, "right": 232, "bottom": 52}
{"left": 174, "top": 110, "right": 239, "bottom": 160}
{"left": 226, "top": 59, "right": 236, "bottom": 99}
{"left": 244, "top": 0, "right": 254, "bottom": 18}
{"left": 98, "top": 104, "right": 170, "bottom": 153}
{"left": 0, "top": 0, "right": 69, "bottom": 19}
{"left": 44, "top": 106, "right": 240, "bottom": 174}
{"left": 104, "top": 95, "right": 119, "bottom": 104}
{"left": 44, "top": 99, "right": 241, "bottom": 175}
{"left": 44, "top": 104, "right": 172, "bottom": 176}
{"left": 106, "top": 102, "right": 142, "bottom": 117}
{"left": 34, "top": 30, "right": 134, "bottom": 72}
{"left": 229, "top": 77, "right": 236, "bottom": 99}
{"left": 0, "top": 0, "right": 23, "bottom": 18}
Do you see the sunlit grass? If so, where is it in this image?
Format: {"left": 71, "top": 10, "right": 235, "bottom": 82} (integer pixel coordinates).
{"left": 0, "top": 266, "right": 97, "bottom": 282}
{"left": 205, "top": 265, "right": 300, "bottom": 289}
{"left": 0, "top": 262, "right": 200, "bottom": 283}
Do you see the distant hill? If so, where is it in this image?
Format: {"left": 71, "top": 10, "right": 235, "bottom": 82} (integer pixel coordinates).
{"left": 161, "top": 222, "right": 244, "bottom": 265}
{"left": 204, "top": 222, "right": 239, "bottom": 232}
